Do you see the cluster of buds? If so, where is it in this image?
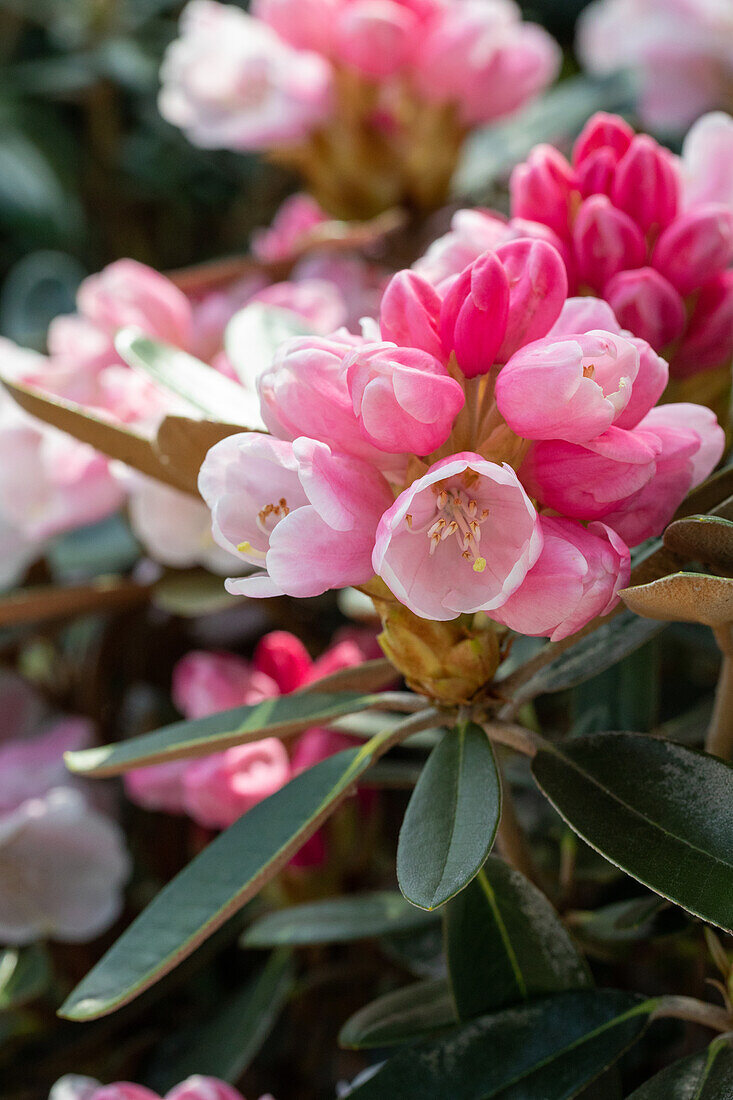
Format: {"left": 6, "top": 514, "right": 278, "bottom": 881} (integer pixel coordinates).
{"left": 200, "top": 234, "right": 725, "bottom": 701}
{"left": 159, "top": 0, "right": 559, "bottom": 217}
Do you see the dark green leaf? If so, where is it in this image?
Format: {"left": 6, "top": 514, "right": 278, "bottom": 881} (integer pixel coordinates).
{"left": 664, "top": 515, "right": 733, "bottom": 573}
{"left": 146, "top": 949, "right": 294, "bottom": 1090}
{"left": 346, "top": 989, "right": 652, "bottom": 1099}
{"left": 532, "top": 733, "right": 733, "bottom": 932}
{"left": 243, "top": 892, "right": 439, "bottom": 948}
{"left": 397, "top": 723, "right": 501, "bottom": 910}
{"left": 570, "top": 896, "right": 669, "bottom": 945}
{"left": 115, "top": 329, "right": 260, "bottom": 426}
{"left": 59, "top": 726, "right": 404, "bottom": 1020}
{"left": 445, "top": 857, "right": 590, "bottom": 1021}
{"left": 66, "top": 690, "right": 383, "bottom": 776}
{"left": 627, "top": 1036, "right": 733, "bottom": 1099}
{"left": 379, "top": 923, "right": 445, "bottom": 980}
{"left": 340, "top": 979, "right": 456, "bottom": 1049}
{"left": 0, "top": 944, "right": 51, "bottom": 1011}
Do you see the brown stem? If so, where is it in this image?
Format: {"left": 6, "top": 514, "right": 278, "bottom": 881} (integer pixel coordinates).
{"left": 652, "top": 995, "right": 731, "bottom": 1033}
{"left": 483, "top": 720, "right": 540, "bottom": 758}
{"left": 706, "top": 624, "right": 733, "bottom": 759}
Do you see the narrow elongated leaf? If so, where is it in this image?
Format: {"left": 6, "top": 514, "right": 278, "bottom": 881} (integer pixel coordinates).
{"left": 155, "top": 415, "right": 242, "bottom": 495}
{"left": 59, "top": 719, "right": 419, "bottom": 1020}
{"left": 0, "top": 944, "right": 51, "bottom": 1010}
{"left": 66, "top": 690, "right": 385, "bottom": 776}
{"left": 397, "top": 723, "right": 501, "bottom": 910}
{"left": 339, "top": 979, "right": 456, "bottom": 1049}
{"left": 445, "top": 857, "right": 590, "bottom": 1021}
{"left": 346, "top": 989, "right": 652, "bottom": 1099}
{"left": 116, "top": 329, "right": 261, "bottom": 426}
{"left": 146, "top": 949, "right": 295, "bottom": 1090}
{"left": 225, "top": 303, "right": 315, "bottom": 392}
{"left": 532, "top": 733, "right": 733, "bottom": 932}
{"left": 570, "top": 896, "right": 669, "bottom": 945}
{"left": 627, "top": 1037, "right": 733, "bottom": 1099}
{"left": 243, "top": 892, "right": 439, "bottom": 948}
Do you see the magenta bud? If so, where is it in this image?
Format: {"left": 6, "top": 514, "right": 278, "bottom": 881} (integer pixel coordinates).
{"left": 671, "top": 271, "right": 733, "bottom": 378}
{"left": 605, "top": 267, "right": 687, "bottom": 351}
{"left": 572, "top": 194, "right": 646, "bottom": 292}
{"left": 380, "top": 269, "right": 443, "bottom": 359}
{"left": 611, "top": 135, "right": 680, "bottom": 234}
{"left": 510, "top": 145, "right": 578, "bottom": 239}
{"left": 494, "top": 238, "right": 568, "bottom": 362}
{"left": 576, "top": 146, "right": 617, "bottom": 198}
{"left": 652, "top": 203, "right": 733, "bottom": 297}
{"left": 572, "top": 111, "right": 634, "bottom": 166}
{"left": 439, "top": 250, "right": 510, "bottom": 378}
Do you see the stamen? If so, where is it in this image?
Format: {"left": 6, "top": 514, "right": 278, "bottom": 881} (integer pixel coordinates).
{"left": 422, "top": 485, "right": 492, "bottom": 569}
{"left": 237, "top": 540, "right": 267, "bottom": 561}
{"left": 405, "top": 513, "right": 413, "bottom": 529}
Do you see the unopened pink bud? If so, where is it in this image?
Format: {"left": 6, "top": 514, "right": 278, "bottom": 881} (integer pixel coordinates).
{"left": 344, "top": 342, "right": 464, "bottom": 455}
{"left": 494, "top": 238, "right": 567, "bottom": 362}
{"left": 611, "top": 135, "right": 679, "bottom": 234}
{"left": 575, "top": 147, "right": 617, "bottom": 198}
{"left": 335, "top": 0, "right": 417, "bottom": 77}
{"left": 572, "top": 112, "right": 634, "bottom": 167}
{"left": 572, "top": 195, "right": 646, "bottom": 292}
{"left": 439, "top": 251, "right": 510, "bottom": 378}
{"left": 605, "top": 267, "right": 686, "bottom": 351}
{"left": 671, "top": 271, "right": 733, "bottom": 377}
{"left": 510, "top": 145, "right": 578, "bottom": 239}
{"left": 253, "top": 630, "right": 313, "bottom": 693}
{"left": 652, "top": 203, "right": 733, "bottom": 297}
{"left": 379, "top": 269, "right": 443, "bottom": 359}
{"left": 166, "top": 1075, "right": 245, "bottom": 1100}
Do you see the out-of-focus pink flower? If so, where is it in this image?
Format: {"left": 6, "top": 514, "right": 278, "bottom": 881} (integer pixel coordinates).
{"left": 572, "top": 195, "right": 647, "bottom": 291}
{"left": 254, "top": 0, "right": 339, "bottom": 56}
{"left": 604, "top": 268, "right": 687, "bottom": 350}
{"left": 610, "top": 136, "right": 679, "bottom": 234}
{"left": 439, "top": 251, "right": 510, "bottom": 378}
{"left": 199, "top": 432, "right": 393, "bottom": 598}
{"left": 166, "top": 1078, "right": 250, "bottom": 1100}
{"left": 253, "top": 630, "right": 314, "bottom": 693}
{"left": 49, "top": 1074, "right": 269, "bottom": 1100}
{"left": 577, "top": 0, "right": 733, "bottom": 132}
{"left": 652, "top": 204, "right": 733, "bottom": 296}
{"left": 173, "top": 650, "right": 278, "bottom": 718}
{"left": 0, "top": 718, "right": 91, "bottom": 813}
{"left": 682, "top": 112, "right": 733, "bottom": 208}
{"left": 510, "top": 145, "right": 578, "bottom": 239}
{"left": 76, "top": 260, "right": 193, "bottom": 349}
{"left": 491, "top": 516, "right": 630, "bottom": 641}
{"left": 159, "top": 1, "right": 333, "bottom": 150}
{"left": 183, "top": 739, "right": 291, "bottom": 828}
{"left": 335, "top": 0, "right": 419, "bottom": 78}
{"left": 495, "top": 331, "right": 640, "bottom": 443}
{"left": 250, "top": 278, "right": 347, "bottom": 332}
{"left": 373, "top": 453, "right": 542, "bottom": 620}
{"left": 251, "top": 193, "right": 330, "bottom": 261}
{"left": 343, "top": 341, "right": 464, "bottom": 455}
{"left": 92, "top": 1088, "right": 159, "bottom": 1100}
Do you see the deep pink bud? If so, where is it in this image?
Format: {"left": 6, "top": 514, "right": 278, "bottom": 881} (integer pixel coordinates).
{"left": 652, "top": 204, "right": 733, "bottom": 297}
{"left": 575, "top": 147, "right": 617, "bottom": 198}
{"left": 671, "top": 271, "right": 733, "bottom": 377}
{"left": 605, "top": 267, "right": 686, "bottom": 351}
{"left": 253, "top": 630, "right": 312, "bottom": 694}
{"left": 572, "top": 195, "right": 646, "bottom": 292}
{"left": 510, "top": 145, "right": 578, "bottom": 239}
{"left": 439, "top": 251, "right": 510, "bottom": 378}
{"left": 611, "top": 135, "right": 680, "bottom": 233}
{"left": 572, "top": 112, "right": 634, "bottom": 167}
{"left": 379, "top": 269, "right": 443, "bottom": 359}
{"left": 343, "top": 342, "right": 464, "bottom": 455}
{"left": 494, "top": 239, "right": 568, "bottom": 362}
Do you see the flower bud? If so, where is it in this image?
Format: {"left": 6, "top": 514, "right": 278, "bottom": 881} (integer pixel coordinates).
{"left": 572, "top": 195, "right": 646, "bottom": 291}
{"left": 572, "top": 111, "right": 634, "bottom": 167}
{"left": 671, "top": 270, "right": 733, "bottom": 377}
{"left": 605, "top": 267, "right": 686, "bottom": 350}
{"left": 166, "top": 1077, "right": 246, "bottom": 1100}
{"left": 510, "top": 145, "right": 578, "bottom": 238}
{"left": 575, "top": 147, "right": 617, "bottom": 198}
{"left": 380, "top": 269, "right": 443, "bottom": 359}
{"left": 439, "top": 251, "right": 510, "bottom": 377}
{"left": 494, "top": 238, "right": 568, "bottom": 361}
{"left": 253, "top": 630, "right": 312, "bottom": 693}
{"left": 652, "top": 203, "right": 733, "bottom": 296}
{"left": 611, "top": 135, "right": 679, "bottom": 233}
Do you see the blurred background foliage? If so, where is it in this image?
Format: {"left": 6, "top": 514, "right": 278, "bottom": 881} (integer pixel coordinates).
{"left": 0, "top": 0, "right": 590, "bottom": 349}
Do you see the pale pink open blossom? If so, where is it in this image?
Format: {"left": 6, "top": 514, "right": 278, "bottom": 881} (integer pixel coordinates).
{"left": 159, "top": 1, "right": 333, "bottom": 150}
{"left": 251, "top": 192, "right": 331, "bottom": 261}
{"left": 343, "top": 341, "right": 465, "bottom": 454}
{"left": 76, "top": 259, "right": 194, "bottom": 349}
{"left": 491, "top": 517, "right": 630, "bottom": 641}
{"left": 373, "top": 454, "right": 542, "bottom": 621}
{"left": 508, "top": 111, "right": 733, "bottom": 377}
{"left": 49, "top": 1075, "right": 272, "bottom": 1100}
{"left": 250, "top": 278, "right": 348, "bottom": 332}
{"left": 183, "top": 740, "right": 291, "bottom": 829}
{"left": 577, "top": 0, "right": 733, "bottom": 132}
{"left": 336, "top": 0, "right": 420, "bottom": 79}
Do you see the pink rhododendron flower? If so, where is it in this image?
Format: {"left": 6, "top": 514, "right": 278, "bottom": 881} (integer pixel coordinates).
{"left": 159, "top": 1, "right": 333, "bottom": 150}
{"left": 373, "top": 454, "right": 542, "bottom": 621}
{"left": 577, "top": 0, "right": 733, "bottom": 132}
{"left": 682, "top": 111, "right": 733, "bottom": 208}
{"left": 49, "top": 1075, "right": 272, "bottom": 1100}
{"left": 491, "top": 517, "right": 630, "bottom": 641}
{"left": 250, "top": 192, "right": 330, "bottom": 261}
{"left": 182, "top": 740, "right": 291, "bottom": 828}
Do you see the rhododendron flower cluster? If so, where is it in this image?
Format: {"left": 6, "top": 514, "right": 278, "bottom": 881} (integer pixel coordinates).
{"left": 0, "top": 675, "right": 130, "bottom": 945}
{"left": 200, "top": 238, "right": 725, "bottom": 647}
{"left": 419, "top": 111, "right": 733, "bottom": 385}
{"left": 160, "top": 0, "right": 559, "bottom": 216}
{"left": 50, "top": 1073, "right": 274, "bottom": 1100}
{"left": 126, "top": 631, "right": 372, "bottom": 857}
{"left": 577, "top": 0, "right": 733, "bottom": 132}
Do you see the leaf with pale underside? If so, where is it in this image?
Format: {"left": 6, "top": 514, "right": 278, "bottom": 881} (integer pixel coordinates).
{"left": 620, "top": 573, "right": 733, "bottom": 626}
{"left": 243, "top": 892, "right": 439, "bottom": 948}
{"left": 224, "top": 303, "right": 316, "bottom": 392}
{"left": 116, "top": 329, "right": 262, "bottom": 427}
{"left": 664, "top": 516, "right": 733, "bottom": 573}
{"left": 154, "top": 415, "right": 243, "bottom": 496}
{"left": 339, "top": 979, "right": 456, "bottom": 1049}
{"left": 59, "top": 717, "right": 423, "bottom": 1021}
